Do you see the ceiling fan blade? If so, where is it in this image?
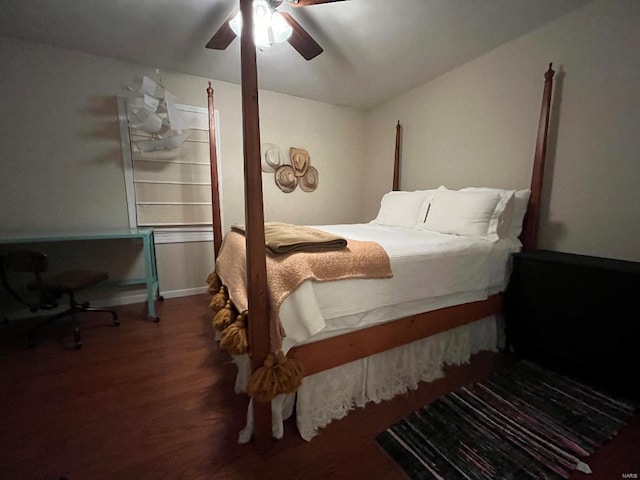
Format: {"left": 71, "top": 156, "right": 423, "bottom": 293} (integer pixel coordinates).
{"left": 289, "top": 0, "right": 347, "bottom": 6}
{"left": 281, "top": 12, "right": 323, "bottom": 61}
{"left": 206, "top": 11, "right": 237, "bottom": 50}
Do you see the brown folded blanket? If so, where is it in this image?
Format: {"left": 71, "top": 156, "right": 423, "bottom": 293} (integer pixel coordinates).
{"left": 231, "top": 222, "right": 347, "bottom": 255}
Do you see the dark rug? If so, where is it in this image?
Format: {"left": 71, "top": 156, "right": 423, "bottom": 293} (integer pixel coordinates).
{"left": 376, "top": 361, "right": 636, "bottom": 479}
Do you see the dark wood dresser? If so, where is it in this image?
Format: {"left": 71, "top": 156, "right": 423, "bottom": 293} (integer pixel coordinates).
{"left": 505, "top": 249, "right": 640, "bottom": 399}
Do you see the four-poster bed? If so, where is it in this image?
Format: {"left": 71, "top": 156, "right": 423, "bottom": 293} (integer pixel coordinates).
{"left": 206, "top": 1, "right": 555, "bottom": 448}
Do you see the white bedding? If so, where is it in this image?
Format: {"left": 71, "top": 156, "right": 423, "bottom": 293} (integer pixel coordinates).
{"left": 279, "top": 223, "right": 521, "bottom": 352}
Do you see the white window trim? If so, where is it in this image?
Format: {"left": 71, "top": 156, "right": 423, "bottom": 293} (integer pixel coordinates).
{"left": 116, "top": 97, "right": 223, "bottom": 244}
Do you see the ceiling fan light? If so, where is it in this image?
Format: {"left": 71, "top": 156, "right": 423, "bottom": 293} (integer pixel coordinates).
{"left": 229, "top": 8, "right": 271, "bottom": 48}
{"left": 271, "top": 12, "right": 292, "bottom": 43}
{"left": 227, "top": 0, "right": 289, "bottom": 49}
{"left": 253, "top": 0, "right": 272, "bottom": 27}
{"left": 229, "top": 10, "right": 242, "bottom": 37}
{"left": 254, "top": 25, "right": 273, "bottom": 48}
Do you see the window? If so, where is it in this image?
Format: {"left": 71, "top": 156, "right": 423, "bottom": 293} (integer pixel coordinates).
{"left": 117, "top": 97, "right": 223, "bottom": 244}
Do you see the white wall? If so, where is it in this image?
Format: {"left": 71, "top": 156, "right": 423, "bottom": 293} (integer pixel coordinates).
{"left": 155, "top": 68, "right": 366, "bottom": 230}
{"left": 0, "top": 36, "right": 366, "bottom": 301}
{"left": 365, "top": 0, "right": 640, "bottom": 262}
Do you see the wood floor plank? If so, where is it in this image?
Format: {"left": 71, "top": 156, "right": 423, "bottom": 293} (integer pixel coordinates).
{"left": 0, "top": 294, "right": 637, "bottom": 479}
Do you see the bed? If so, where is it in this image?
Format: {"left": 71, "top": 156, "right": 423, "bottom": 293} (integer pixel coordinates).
{"left": 216, "top": 219, "right": 524, "bottom": 441}
{"left": 205, "top": 14, "right": 555, "bottom": 447}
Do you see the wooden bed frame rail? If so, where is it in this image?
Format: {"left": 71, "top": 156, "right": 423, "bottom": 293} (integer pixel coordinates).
{"left": 206, "top": 3, "right": 554, "bottom": 447}
{"left": 288, "top": 294, "right": 502, "bottom": 377}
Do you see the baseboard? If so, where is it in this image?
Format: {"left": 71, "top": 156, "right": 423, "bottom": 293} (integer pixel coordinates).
{"left": 91, "top": 286, "right": 208, "bottom": 308}
{"left": 161, "top": 286, "right": 209, "bottom": 299}
{"left": 1, "top": 287, "right": 209, "bottom": 321}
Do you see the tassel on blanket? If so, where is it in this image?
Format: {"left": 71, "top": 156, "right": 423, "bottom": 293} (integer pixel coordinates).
{"left": 245, "top": 351, "right": 304, "bottom": 401}
{"left": 273, "top": 351, "right": 304, "bottom": 394}
{"left": 213, "top": 300, "right": 237, "bottom": 332}
{"left": 219, "top": 312, "right": 248, "bottom": 355}
{"left": 206, "top": 271, "right": 222, "bottom": 294}
{"left": 209, "top": 286, "right": 228, "bottom": 313}
{"left": 245, "top": 353, "right": 279, "bottom": 402}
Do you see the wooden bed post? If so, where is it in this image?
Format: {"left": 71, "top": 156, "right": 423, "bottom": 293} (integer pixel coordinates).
{"left": 207, "top": 82, "right": 223, "bottom": 258}
{"left": 238, "top": 0, "right": 272, "bottom": 449}
{"left": 392, "top": 121, "right": 402, "bottom": 191}
{"left": 521, "top": 63, "right": 555, "bottom": 251}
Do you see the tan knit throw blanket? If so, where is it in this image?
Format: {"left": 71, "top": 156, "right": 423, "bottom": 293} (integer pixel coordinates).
{"left": 215, "top": 229, "right": 393, "bottom": 351}
{"left": 231, "top": 222, "right": 348, "bottom": 255}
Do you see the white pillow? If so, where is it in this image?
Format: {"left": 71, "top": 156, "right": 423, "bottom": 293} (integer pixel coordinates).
{"left": 507, "top": 189, "right": 531, "bottom": 238}
{"left": 373, "top": 191, "right": 433, "bottom": 228}
{"left": 460, "top": 187, "right": 516, "bottom": 239}
{"left": 421, "top": 189, "right": 501, "bottom": 240}
{"left": 415, "top": 189, "right": 437, "bottom": 223}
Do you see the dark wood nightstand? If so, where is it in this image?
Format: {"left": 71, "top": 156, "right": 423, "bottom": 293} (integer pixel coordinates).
{"left": 505, "top": 249, "right": 640, "bottom": 399}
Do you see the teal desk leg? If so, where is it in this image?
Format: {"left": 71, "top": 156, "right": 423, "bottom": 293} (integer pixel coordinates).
{"left": 142, "top": 231, "right": 162, "bottom": 322}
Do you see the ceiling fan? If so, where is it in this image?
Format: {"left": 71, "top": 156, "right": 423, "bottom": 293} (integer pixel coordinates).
{"left": 206, "top": 0, "right": 346, "bottom": 61}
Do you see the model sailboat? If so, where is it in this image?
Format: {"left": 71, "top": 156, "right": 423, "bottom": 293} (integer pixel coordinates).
{"left": 125, "top": 74, "right": 191, "bottom": 152}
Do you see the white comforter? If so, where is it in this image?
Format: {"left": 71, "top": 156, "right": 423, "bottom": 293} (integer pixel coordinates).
{"left": 279, "top": 223, "right": 521, "bottom": 352}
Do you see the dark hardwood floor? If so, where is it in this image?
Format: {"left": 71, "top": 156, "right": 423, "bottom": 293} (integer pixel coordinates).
{"left": 1, "top": 294, "right": 638, "bottom": 480}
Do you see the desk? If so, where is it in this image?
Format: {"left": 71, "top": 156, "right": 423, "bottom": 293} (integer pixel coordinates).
{"left": 0, "top": 228, "right": 161, "bottom": 321}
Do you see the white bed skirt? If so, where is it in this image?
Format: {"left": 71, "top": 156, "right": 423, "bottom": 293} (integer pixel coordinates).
{"left": 235, "top": 314, "right": 500, "bottom": 442}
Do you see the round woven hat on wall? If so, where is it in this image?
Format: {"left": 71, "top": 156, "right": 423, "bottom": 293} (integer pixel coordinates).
{"left": 289, "top": 147, "right": 310, "bottom": 177}
{"left": 261, "top": 143, "right": 285, "bottom": 173}
{"left": 274, "top": 165, "right": 298, "bottom": 193}
{"left": 299, "top": 166, "right": 319, "bottom": 192}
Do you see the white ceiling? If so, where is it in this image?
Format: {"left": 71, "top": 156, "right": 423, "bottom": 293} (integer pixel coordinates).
{"left": 0, "top": 0, "right": 592, "bottom": 110}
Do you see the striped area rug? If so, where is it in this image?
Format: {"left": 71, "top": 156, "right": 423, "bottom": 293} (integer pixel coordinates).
{"left": 376, "top": 361, "right": 636, "bottom": 479}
